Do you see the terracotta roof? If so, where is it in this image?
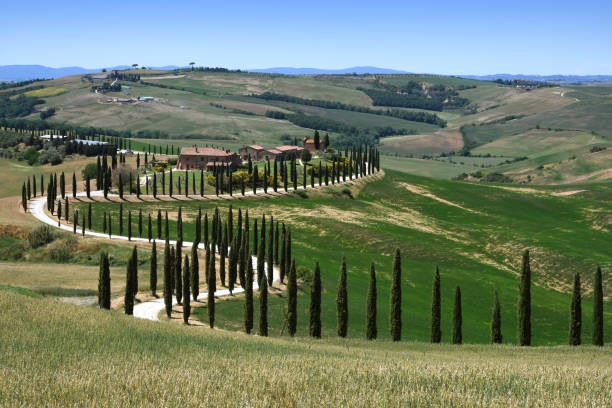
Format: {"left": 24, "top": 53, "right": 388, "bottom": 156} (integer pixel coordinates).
{"left": 275, "top": 145, "right": 303, "bottom": 152}
{"left": 246, "top": 145, "right": 264, "bottom": 150}
{"left": 266, "top": 148, "right": 282, "bottom": 154}
{"left": 304, "top": 139, "right": 315, "bottom": 144}
{"left": 180, "top": 146, "right": 230, "bottom": 156}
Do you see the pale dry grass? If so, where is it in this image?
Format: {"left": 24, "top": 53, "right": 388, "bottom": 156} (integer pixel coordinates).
{"left": 0, "top": 292, "right": 610, "bottom": 407}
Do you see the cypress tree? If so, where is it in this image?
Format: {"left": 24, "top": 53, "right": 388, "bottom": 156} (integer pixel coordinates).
{"left": 431, "top": 266, "right": 442, "bottom": 343}
{"left": 310, "top": 261, "right": 322, "bottom": 338}
{"left": 175, "top": 241, "right": 182, "bottom": 304}
{"left": 452, "top": 286, "right": 462, "bottom": 345}
{"left": 389, "top": 248, "right": 402, "bottom": 342}
{"left": 150, "top": 241, "right": 157, "bottom": 297}
{"left": 72, "top": 172, "right": 76, "bottom": 198}
{"left": 491, "top": 290, "right": 502, "bottom": 344}
{"left": 157, "top": 210, "right": 162, "bottom": 240}
{"left": 593, "top": 266, "right": 604, "bottom": 346}
{"left": 280, "top": 224, "right": 286, "bottom": 283}
{"left": 208, "top": 245, "right": 216, "bottom": 328}
{"left": 147, "top": 214, "right": 152, "bottom": 242}
{"left": 183, "top": 255, "right": 191, "bottom": 324}
{"left": 163, "top": 242, "right": 173, "bottom": 317}
{"left": 336, "top": 257, "right": 348, "bottom": 338}
{"left": 287, "top": 260, "right": 298, "bottom": 337}
{"left": 569, "top": 272, "right": 582, "bottom": 346}
{"left": 124, "top": 246, "right": 138, "bottom": 315}
{"left": 86, "top": 175, "right": 90, "bottom": 198}
{"left": 267, "top": 216, "right": 274, "bottom": 286}
{"left": 244, "top": 251, "right": 254, "bottom": 334}
{"left": 257, "top": 221, "right": 265, "bottom": 286}
{"left": 366, "top": 262, "right": 377, "bottom": 340}
{"left": 127, "top": 211, "right": 132, "bottom": 241}
{"left": 517, "top": 249, "right": 532, "bottom": 346}
{"left": 191, "top": 244, "right": 199, "bottom": 301}
{"left": 138, "top": 209, "right": 142, "bottom": 237}
{"left": 259, "top": 270, "right": 268, "bottom": 336}
{"left": 98, "top": 252, "right": 111, "bottom": 309}
{"left": 220, "top": 231, "right": 226, "bottom": 287}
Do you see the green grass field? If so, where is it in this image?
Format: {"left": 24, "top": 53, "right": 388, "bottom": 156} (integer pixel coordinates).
{"left": 72, "top": 170, "right": 611, "bottom": 345}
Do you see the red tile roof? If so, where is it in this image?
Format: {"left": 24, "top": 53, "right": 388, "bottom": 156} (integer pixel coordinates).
{"left": 180, "top": 146, "right": 231, "bottom": 156}
{"left": 246, "top": 145, "right": 264, "bottom": 150}
{"left": 275, "top": 145, "right": 303, "bottom": 152}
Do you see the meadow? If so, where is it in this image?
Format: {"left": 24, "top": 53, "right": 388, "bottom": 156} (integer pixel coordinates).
{"left": 1, "top": 291, "right": 610, "bottom": 407}
{"left": 72, "top": 169, "right": 612, "bottom": 345}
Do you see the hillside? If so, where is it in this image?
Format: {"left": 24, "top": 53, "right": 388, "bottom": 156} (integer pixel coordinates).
{"left": 2, "top": 291, "right": 610, "bottom": 407}
{"left": 2, "top": 68, "right": 609, "bottom": 184}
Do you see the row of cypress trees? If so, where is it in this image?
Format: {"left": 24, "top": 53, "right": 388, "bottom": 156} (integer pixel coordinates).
{"left": 302, "top": 249, "right": 605, "bottom": 345}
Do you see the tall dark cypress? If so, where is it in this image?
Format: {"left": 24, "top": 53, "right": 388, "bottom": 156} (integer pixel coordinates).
{"left": 593, "top": 266, "right": 604, "bottom": 346}
{"left": 517, "top": 249, "right": 532, "bottom": 346}
{"left": 72, "top": 172, "right": 76, "bottom": 198}
{"left": 208, "top": 244, "right": 216, "bottom": 328}
{"left": 147, "top": 214, "right": 152, "bottom": 242}
{"left": 366, "top": 262, "right": 377, "bottom": 340}
{"left": 336, "top": 257, "right": 348, "bottom": 338}
{"left": 274, "top": 221, "right": 279, "bottom": 264}
{"left": 163, "top": 242, "right": 172, "bottom": 317}
{"left": 175, "top": 241, "right": 182, "bottom": 304}
{"left": 127, "top": 211, "right": 132, "bottom": 241}
{"left": 257, "top": 221, "right": 265, "bottom": 286}
{"left": 452, "top": 286, "right": 462, "bottom": 345}
{"left": 431, "top": 266, "right": 442, "bottom": 343}
{"left": 259, "top": 271, "right": 268, "bottom": 337}
{"left": 389, "top": 248, "right": 402, "bottom": 342}
{"left": 267, "top": 216, "right": 274, "bottom": 286}
{"left": 569, "top": 272, "right": 582, "bottom": 346}
{"left": 150, "top": 241, "right": 157, "bottom": 297}
{"left": 309, "top": 262, "right": 322, "bottom": 338}
{"left": 491, "top": 290, "right": 502, "bottom": 344}
{"left": 124, "top": 246, "right": 138, "bottom": 315}
{"left": 244, "top": 251, "right": 254, "bottom": 334}
{"left": 183, "top": 255, "right": 191, "bottom": 324}
{"left": 287, "top": 260, "right": 298, "bottom": 337}
{"left": 220, "top": 230, "right": 227, "bottom": 287}
{"left": 191, "top": 244, "right": 199, "bottom": 301}
{"left": 98, "top": 252, "right": 111, "bottom": 309}
{"left": 280, "top": 224, "right": 286, "bottom": 283}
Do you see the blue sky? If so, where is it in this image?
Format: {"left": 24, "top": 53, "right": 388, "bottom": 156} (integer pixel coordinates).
{"left": 2, "top": 0, "right": 611, "bottom": 75}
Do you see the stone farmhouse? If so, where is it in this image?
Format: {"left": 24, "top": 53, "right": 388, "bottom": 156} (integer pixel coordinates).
{"left": 238, "top": 144, "right": 303, "bottom": 161}
{"left": 177, "top": 146, "right": 241, "bottom": 171}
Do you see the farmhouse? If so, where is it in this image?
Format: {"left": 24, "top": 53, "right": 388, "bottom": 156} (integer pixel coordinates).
{"left": 239, "top": 145, "right": 266, "bottom": 161}
{"left": 177, "top": 146, "right": 240, "bottom": 171}
{"left": 239, "top": 144, "right": 304, "bottom": 161}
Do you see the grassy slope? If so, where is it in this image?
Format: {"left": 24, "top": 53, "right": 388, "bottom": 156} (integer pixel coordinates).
{"left": 73, "top": 170, "right": 612, "bottom": 345}
{"left": 1, "top": 291, "right": 610, "bottom": 407}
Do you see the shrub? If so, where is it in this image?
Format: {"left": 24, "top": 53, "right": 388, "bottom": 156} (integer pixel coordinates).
{"left": 167, "top": 158, "right": 178, "bottom": 165}
{"left": 48, "top": 236, "right": 77, "bottom": 262}
{"left": 38, "top": 147, "right": 62, "bottom": 165}
{"left": 82, "top": 163, "right": 98, "bottom": 180}
{"left": 27, "top": 225, "right": 55, "bottom": 248}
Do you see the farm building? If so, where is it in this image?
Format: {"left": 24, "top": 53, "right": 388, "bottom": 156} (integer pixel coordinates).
{"left": 177, "top": 146, "right": 241, "bottom": 171}
{"left": 239, "top": 144, "right": 303, "bottom": 161}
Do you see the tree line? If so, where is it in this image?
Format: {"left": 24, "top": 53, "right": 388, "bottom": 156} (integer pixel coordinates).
{"left": 255, "top": 92, "right": 447, "bottom": 127}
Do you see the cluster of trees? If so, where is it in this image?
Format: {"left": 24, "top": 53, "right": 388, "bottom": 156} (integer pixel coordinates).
{"left": 109, "top": 71, "right": 141, "bottom": 81}
{"left": 256, "top": 92, "right": 446, "bottom": 127}
{"left": 90, "top": 82, "right": 121, "bottom": 93}
{"left": 280, "top": 112, "right": 414, "bottom": 142}
{"left": 0, "top": 94, "right": 43, "bottom": 119}
{"left": 0, "top": 78, "right": 47, "bottom": 91}
{"left": 358, "top": 81, "right": 472, "bottom": 111}
{"left": 39, "top": 108, "right": 55, "bottom": 120}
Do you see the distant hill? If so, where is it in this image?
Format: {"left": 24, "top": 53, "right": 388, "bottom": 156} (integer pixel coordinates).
{"left": 248, "top": 66, "right": 410, "bottom": 75}
{"left": 0, "top": 65, "right": 181, "bottom": 82}
{"left": 461, "top": 73, "right": 612, "bottom": 83}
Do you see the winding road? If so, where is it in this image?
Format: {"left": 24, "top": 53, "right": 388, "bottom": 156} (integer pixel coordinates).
{"left": 28, "top": 190, "right": 278, "bottom": 321}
